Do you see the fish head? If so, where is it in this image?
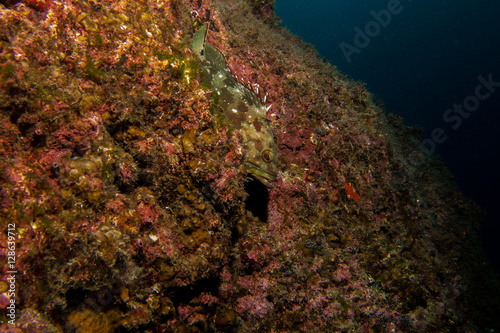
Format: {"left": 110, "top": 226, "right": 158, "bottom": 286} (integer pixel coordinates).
{"left": 244, "top": 156, "right": 277, "bottom": 188}
{"left": 241, "top": 114, "right": 277, "bottom": 188}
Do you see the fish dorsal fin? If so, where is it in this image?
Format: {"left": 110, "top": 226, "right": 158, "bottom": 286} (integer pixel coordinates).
{"left": 191, "top": 25, "right": 208, "bottom": 59}
{"left": 204, "top": 43, "right": 229, "bottom": 73}
{"left": 191, "top": 24, "right": 227, "bottom": 73}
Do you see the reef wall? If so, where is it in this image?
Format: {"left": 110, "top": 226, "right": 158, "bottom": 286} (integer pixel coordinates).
{"left": 0, "top": 0, "right": 498, "bottom": 332}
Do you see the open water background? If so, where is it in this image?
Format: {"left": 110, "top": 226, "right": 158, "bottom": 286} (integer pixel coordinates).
{"left": 275, "top": 0, "right": 500, "bottom": 271}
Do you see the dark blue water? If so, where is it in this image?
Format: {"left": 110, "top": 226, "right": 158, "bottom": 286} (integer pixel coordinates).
{"left": 276, "top": 0, "right": 500, "bottom": 270}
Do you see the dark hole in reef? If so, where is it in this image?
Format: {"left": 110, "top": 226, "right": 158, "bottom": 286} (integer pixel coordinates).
{"left": 73, "top": 144, "right": 87, "bottom": 157}
{"left": 64, "top": 283, "right": 125, "bottom": 320}
{"left": 136, "top": 169, "right": 155, "bottom": 187}
{"left": 244, "top": 177, "right": 269, "bottom": 222}
{"left": 31, "top": 131, "right": 46, "bottom": 147}
{"left": 167, "top": 276, "right": 220, "bottom": 307}
{"left": 65, "top": 287, "right": 87, "bottom": 308}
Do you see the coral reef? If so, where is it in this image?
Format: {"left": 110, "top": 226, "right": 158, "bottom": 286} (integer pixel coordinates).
{"left": 0, "top": 0, "right": 499, "bottom": 332}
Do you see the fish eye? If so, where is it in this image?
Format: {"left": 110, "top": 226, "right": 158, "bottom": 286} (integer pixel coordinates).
{"left": 261, "top": 149, "right": 272, "bottom": 163}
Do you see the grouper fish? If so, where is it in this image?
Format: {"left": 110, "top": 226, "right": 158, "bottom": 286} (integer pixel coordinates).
{"left": 191, "top": 26, "right": 277, "bottom": 188}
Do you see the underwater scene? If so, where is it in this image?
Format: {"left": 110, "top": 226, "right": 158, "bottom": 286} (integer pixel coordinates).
{"left": 0, "top": 0, "right": 499, "bottom": 332}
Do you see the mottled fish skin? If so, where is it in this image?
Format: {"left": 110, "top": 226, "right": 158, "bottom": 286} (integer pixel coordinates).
{"left": 193, "top": 28, "right": 277, "bottom": 187}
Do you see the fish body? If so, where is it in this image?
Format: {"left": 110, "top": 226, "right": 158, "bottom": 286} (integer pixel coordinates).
{"left": 192, "top": 27, "right": 277, "bottom": 187}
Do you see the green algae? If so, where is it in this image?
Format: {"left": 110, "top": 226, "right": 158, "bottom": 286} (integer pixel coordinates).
{"left": 154, "top": 52, "right": 180, "bottom": 61}
{"left": 84, "top": 58, "right": 105, "bottom": 80}
{"left": 1, "top": 62, "right": 15, "bottom": 81}
{"left": 179, "top": 59, "right": 199, "bottom": 84}
{"left": 337, "top": 296, "right": 350, "bottom": 313}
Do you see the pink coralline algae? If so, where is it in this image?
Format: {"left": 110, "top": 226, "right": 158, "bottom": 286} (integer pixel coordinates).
{"left": 236, "top": 294, "right": 273, "bottom": 319}
{"left": 334, "top": 263, "right": 352, "bottom": 282}
{"left": 0, "top": 0, "right": 499, "bottom": 332}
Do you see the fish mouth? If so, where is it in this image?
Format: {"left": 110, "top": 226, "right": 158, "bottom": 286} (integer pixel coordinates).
{"left": 244, "top": 163, "right": 277, "bottom": 188}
